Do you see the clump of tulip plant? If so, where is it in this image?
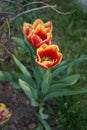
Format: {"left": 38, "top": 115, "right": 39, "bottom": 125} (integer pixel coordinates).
{"left": 0, "top": 19, "right": 87, "bottom": 129}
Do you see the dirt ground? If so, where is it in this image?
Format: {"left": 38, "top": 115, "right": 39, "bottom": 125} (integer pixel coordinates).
{"left": 0, "top": 82, "right": 37, "bottom": 130}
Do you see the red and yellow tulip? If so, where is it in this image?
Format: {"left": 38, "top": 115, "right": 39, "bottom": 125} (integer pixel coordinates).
{"left": 36, "top": 44, "right": 63, "bottom": 69}
{"left": 0, "top": 103, "right": 12, "bottom": 125}
{"left": 23, "top": 19, "right": 52, "bottom": 48}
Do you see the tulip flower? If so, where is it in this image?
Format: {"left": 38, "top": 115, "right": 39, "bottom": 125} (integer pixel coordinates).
{"left": 23, "top": 19, "right": 52, "bottom": 48}
{"left": 0, "top": 103, "right": 12, "bottom": 125}
{"left": 36, "top": 44, "right": 63, "bottom": 69}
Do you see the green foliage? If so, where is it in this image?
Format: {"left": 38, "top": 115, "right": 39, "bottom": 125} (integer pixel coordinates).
{"left": 19, "top": 79, "right": 39, "bottom": 107}
{"left": 12, "top": 55, "right": 31, "bottom": 79}
{"left": 12, "top": 37, "right": 26, "bottom": 49}
{"left": 45, "top": 96, "right": 87, "bottom": 130}
{"left": 57, "top": 96, "right": 87, "bottom": 130}
{"left": 37, "top": 114, "right": 51, "bottom": 130}
{"left": 0, "top": 37, "right": 87, "bottom": 129}
{"left": 41, "top": 70, "right": 51, "bottom": 94}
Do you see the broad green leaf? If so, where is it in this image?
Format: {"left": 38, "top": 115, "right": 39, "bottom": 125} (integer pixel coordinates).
{"left": 0, "top": 71, "right": 22, "bottom": 89}
{"left": 11, "top": 81, "right": 20, "bottom": 89}
{"left": 10, "top": 72, "right": 26, "bottom": 89}
{"left": 59, "top": 74, "right": 80, "bottom": 85}
{"left": 44, "top": 88, "right": 87, "bottom": 101}
{"left": 39, "top": 107, "right": 48, "bottom": 119}
{"left": 10, "top": 72, "right": 25, "bottom": 89}
{"left": 50, "top": 83, "right": 69, "bottom": 91}
{"left": 50, "top": 74, "right": 80, "bottom": 91}
{"left": 52, "top": 60, "right": 70, "bottom": 71}
{"left": 52, "top": 65, "right": 67, "bottom": 78}
{"left": 73, "top": 55, "right": 87, "bottom": 64}
{"left": 12, "top": 37, "right": 26, "bottom": 49}
{"left": 0, "top": 71, "right": 12, "bottom": 81}
{"left": 52, "top": 55, "right": 87, "bottom": 74}
{"left": 37, "top": 114, "right": 52, "bottom": 130}
{"left": 41, "top": 70, "right": 51, "bottom": 94}
{"left": 19, "top": 79, "right": 39, "bottom": 106}
{"left": 12, "top": 55, "right": 31, "bottom": 79}
{"left": 11, "top": 72, "right": 35, "bottom": 88}
{"left": 10, "top": 71, "right": 36, "bottom": 90}
{"left": 19, "top": 79, "right": 33, "bottom": 99}
{"left": 31, "top": 98, "right": 39, "bottom": 107}
{"left": 65, "top": 64, "right": 73, "bottom": 75}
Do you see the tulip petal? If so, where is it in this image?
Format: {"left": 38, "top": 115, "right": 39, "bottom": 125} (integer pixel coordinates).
{"left": 23, "top": 22, "right": 32, "bottom": 36}
{"left": 33, "top": 24, "right": 47, "bottom": 40}
{"left": 0, "top": 103, "right": 12, "bottom": 125}
{"left": 0, "top": 103, "right": 6, "bottom": 111}
{"left": 36, "top": 44, "right": 63, "bottom": 69}
{"left": 31, "top": 34, "right": 42, "bottom": 48}
{"left": 33, "top": 19, "right": 44, "bottom": 29}
{"left": 23, "top": 19, "right": 53, "bottom": 48}
{"left": 0, "top": 110, "right": 12, "bottom": 125}
{"left": 45, "top": 21, "right": 53, "bottom": 32}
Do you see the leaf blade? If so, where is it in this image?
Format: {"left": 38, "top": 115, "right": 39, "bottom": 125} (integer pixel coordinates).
{"left": 41, "top": 70, "right": 51, "bottom": 94}
{"left": 44, "top": 88, "right": 87, "bottom": 101}
{"left": 12, "top": 55, "right": 31, "bottom": 79}
{"left": 12, "top": 37, "right": 26, "bottom": 49}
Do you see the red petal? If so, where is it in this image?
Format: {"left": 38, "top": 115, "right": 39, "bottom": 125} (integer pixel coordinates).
{"left": 33, "top": 24, "right": 47, "bottom": 40}
{"left": 31, "top": 34, "right": 42, "bottom": 48}
{"left": 23, "top": 22, "right": 32, "bottom": 36}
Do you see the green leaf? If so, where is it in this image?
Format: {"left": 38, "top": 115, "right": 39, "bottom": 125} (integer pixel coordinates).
{"left": 44, "top": 88, "right": 87, "bottom": 101}
{"left": 65, "top": 64, "right": 73, "bottom": 75}
{"left": 50, "top": 83, "right": 69, "bottom": 91}
{"left": 59, "top": 74, "right": 80, "bottom": 85}
{"left": 11, "top": 71, "right": 35, "bottom": 88}
{"left": 12, "top": 37, "right": 26, "bottom": 49}
{"left": 0, "top": 71, "right": 23, "bottom": 89}
{"left": 41, "top": 70, "right": 51, "bottom": 94}
{"left": 52, "top": 65, "right": 67, "bottom": 78}
{"left": 0, "top": 71, "right": 21, "bottom": 89}
{"left": 11, "top": 81, "right": 20, "bottom": 89}
{"left": 19, "top": 79, "right": 33, "bottom": 99}
{"left": 31, "top": 99, "right": 39, "bottom": 107}
{"left": 50, "top": 74, "right": 80, "bottom": 91}
{"left": 0, "top": 71, "right": 12, "bottom": 81}
{"left": 19, "top": 79, "right": 39, "bottom": 106}
{"left": 52, "top": 60, "right": 70, "bottom": 71}
{"left": 37, "top": 114, "right": 52, "bottom": 130}
{"left": 12, "top": 55, "right": 31, "bottom": 79}
{"left": 39, "top": 107, "right": 48, "bottom": 119}
{"left": 10, "top": 72, "right": 27, "bottom": 89}
{"left": 73, "top": 55, "right": 87, "bottom": 64}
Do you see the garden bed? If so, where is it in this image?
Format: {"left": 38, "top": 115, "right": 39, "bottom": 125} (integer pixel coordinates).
{"left": 0, "top": 82, "right": 37, "bottom": 130}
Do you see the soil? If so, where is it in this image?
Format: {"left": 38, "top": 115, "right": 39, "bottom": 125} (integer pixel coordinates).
{"left": 0, "top": 82, "right": 37, "bottom": 130}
